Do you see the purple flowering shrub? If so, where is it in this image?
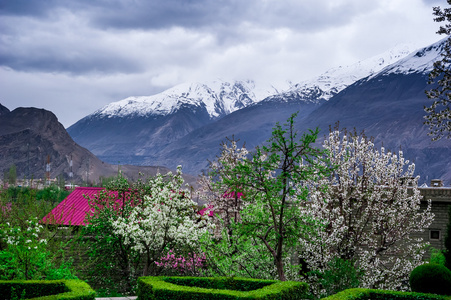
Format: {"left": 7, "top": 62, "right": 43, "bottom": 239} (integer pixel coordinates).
{"left": 155, "top": 249, "right": 207, "bottom": 276}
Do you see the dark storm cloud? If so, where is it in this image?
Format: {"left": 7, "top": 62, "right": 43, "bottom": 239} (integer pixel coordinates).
{"left": 0, "top": 51, "right": 144, "bottom": 74}
{"left": 0, "top": 0, "right": 377, "bottom": 75}
{"left": 79, "top": 0, "right": 368, "bottom": 33}
{"left": 0, "top": 0, "right": 369, "bottom": 32}
{"left": 0, "top": 0, "right": 58, "bottom": 17}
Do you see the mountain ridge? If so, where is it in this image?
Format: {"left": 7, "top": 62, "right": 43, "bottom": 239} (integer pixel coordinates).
{"left": 0, "top": 106, "right": 197, "bottom": 185}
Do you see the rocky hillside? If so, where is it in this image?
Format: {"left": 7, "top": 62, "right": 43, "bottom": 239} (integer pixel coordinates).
{"left": 0, "top": 105, "right": 195, "bottom": 185}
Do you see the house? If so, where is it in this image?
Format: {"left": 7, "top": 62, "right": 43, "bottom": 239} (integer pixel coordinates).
{"left": 41, "top": 186, "right": 213, "bottom": 227}
{"left": 417, "top": 180, "right": 451, "bottom": 251}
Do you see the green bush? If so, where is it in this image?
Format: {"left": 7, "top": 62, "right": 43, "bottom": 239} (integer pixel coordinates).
{"left": 321, "top": 288, "right": 451, "bottom": 300}
{"left": 429, "top": 248, "right": 447, "bottom": 266}
{"left": 163, "top": 276, "right": 274, "bottom": 291}
{"left": 313, "top": 257, "right": 363, "bottom": 298}
{"left": 410, "top": 263, "right": 451, "bottom": 295}
{"left": 0, "top": 279, "right": 95, "bottom": 300}
{"left": 137, "top": 276, "right": 308, "bottom": 299}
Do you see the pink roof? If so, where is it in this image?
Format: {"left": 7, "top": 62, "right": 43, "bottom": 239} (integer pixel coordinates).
{"left": 41, "top": 187, "right": 104, "bottom": 226}
{"left": 42, "top": 187, "right": 231, "bottom": 226}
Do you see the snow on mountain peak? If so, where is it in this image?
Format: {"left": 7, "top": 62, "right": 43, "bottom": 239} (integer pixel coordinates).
{"left": 280, "top": 42, "right": 417, "bottom": 102}
{"left": 96, "top": 79, "right": 279, "bottom": 119}
{"left": 92, "top": 40, "right": 442, "bottom": 120}
{"left": 372, "top": 38, "right": 447, "bottom": 77}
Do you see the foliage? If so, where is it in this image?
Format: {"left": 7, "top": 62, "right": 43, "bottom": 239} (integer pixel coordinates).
{"left": 137, "top": 276, "right": 309, "bottom": 300}
{"left": 312, "top": 257, "right": 363, "bottom": 299}
{"left": 425, "top": 0, "right": 451, "bottom": 141}
{"left": 298, "top": 130, "right": 434, "bottom": 292}
{"left": 200, "top": 217, "right": 279, "bottom": 280}
{"left": 429, "top": 247, "right": 446, "bottom": 266}
{"left": 445, "top": 205, "right": 451, "bottom": 270}
{"left": 321, "top": 288, "right": 451, "bottom": 300}
{"left": 0, "top": 186, "right": 77, "bottom": 282}
{"left": 0, "top": 218, "right": 77, "bottom": 281}
{"left": 82, "top": 167, "right": 208, "bottom": 295}
{"left": 80, "top": 173, "right": 142, "bottom": 295}
{"left": 0, "top": 279, "right": 96, "bottom": 300}
{"left": 410, "top": 263, "right": 451, "bottom": 296}
{"left": 8, "top": 165, "right": 17, "bottom": 185}
{"left": 199, "top": 113, "right": 328, "bottom": 281}
{"left": 1, "top": 186, "right": 68, "bottom": 205}
{"left": 162, "top": 276, "right": 274, "bottom": 291}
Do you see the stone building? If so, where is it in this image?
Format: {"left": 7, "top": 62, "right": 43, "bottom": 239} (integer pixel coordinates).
{"left": 418, "top": 179, "right": 451, "bottom": 251}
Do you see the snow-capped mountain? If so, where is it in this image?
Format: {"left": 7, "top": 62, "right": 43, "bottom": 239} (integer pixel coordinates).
{"left": 68, "top": 39, "right": 451, "bottom": 183}
{"left": 370, "top": 38, "right": 446, "bottom": 78}
{"left": 273, "top": 43, "right": 416, "bottom": 102}
{"left": 87, "top": 43, "right": 415, "bottom": 121}
{"left": 95, "top": 80, "right": 281, "bottom": 120}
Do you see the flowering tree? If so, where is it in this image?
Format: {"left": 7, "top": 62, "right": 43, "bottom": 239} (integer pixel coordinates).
{"left": 110, "top": 166, "right": 210, "bottom": 276}
{"left": 82, "top": 175, "right": 142, "bottom": 295}
{"left": 298, "top": 130, "right": 434, "bottom": 292}
{"left": 198, "top": 136, "right": 248, "bottom": 231}
{"left": 200, "top": 114, "right": 328, "bottom": 281}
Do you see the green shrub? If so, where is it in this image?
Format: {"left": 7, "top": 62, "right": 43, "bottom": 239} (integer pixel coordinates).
{"left": 429, "top": 248, "right": 446, "bottom": 266}
{"left": 321, "top": 288, "right": 451, "bottom": 300}
{"left": 0, "top": 279, "right": 95, "bottom": 300}
{"left": 315, "top": 257, "right": 363, "bottom": 298}
{"left": 410, "top": 263, "right": 451, "bottom": 295}
{"left": 163, "top": 276, "right": 273, "bottom": 291}
{"left": 137, "top": 276, "right": 308, "bottom": 299}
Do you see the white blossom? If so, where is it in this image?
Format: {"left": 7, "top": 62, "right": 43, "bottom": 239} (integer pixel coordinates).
{"left": 298, "top": 130, "right": 434, "bottom": 291}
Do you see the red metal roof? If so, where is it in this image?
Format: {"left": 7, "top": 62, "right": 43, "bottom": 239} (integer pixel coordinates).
{"left": 41, "top": 187, "right": 104, "bottom": 226}
{"left": 42, "top": 186, "right": 223, "bottom": 226}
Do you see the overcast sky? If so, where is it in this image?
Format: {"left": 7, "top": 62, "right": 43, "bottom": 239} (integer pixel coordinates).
{"left": 0, "top": 0, "right": 445, "bottom": 127}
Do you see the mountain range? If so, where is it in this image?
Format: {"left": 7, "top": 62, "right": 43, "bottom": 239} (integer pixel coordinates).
{"left": 67, "top": 39, "right": 451, "bottom": 184}
{"left": 1, "top": 39, "right": 449, "bottom": 186}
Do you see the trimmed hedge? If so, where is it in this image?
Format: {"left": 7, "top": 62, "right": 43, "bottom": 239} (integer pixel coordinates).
{"left": 410, "top": 263, "right": 451, "bottom": 295}
{"left": 0, "top": 279, "right": 96, "bottom": 300}
{"left": 137, "top": 276, "right": 308, "bottom": 299}
{"left": 321, "top": 288, "right": 451, "bottom": 300}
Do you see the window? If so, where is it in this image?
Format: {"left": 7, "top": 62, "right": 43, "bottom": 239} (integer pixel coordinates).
{"left": 429, "top": 230, "right": 441, "bottom": 241}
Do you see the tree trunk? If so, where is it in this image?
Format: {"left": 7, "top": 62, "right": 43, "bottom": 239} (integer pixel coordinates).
{"left": 275, "top": 257, "right": 286, "bottom": 281}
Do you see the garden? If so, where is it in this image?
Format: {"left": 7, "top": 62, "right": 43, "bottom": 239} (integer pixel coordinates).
{"left": 1, "top": 115, "right": 451, "bottom": 299}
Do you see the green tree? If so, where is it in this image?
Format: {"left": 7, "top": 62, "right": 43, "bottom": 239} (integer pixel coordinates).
{"left": 8, "top": 165, "right": 17, "bottom": 185}
{"left": 0, "top": 218, "right": 76, "bottom": 280}
{"left": 425, "top": 0, "right": 451, "bottom": 140}
{"left": 202, "top": 113, "right": 328, "bottom": 281}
